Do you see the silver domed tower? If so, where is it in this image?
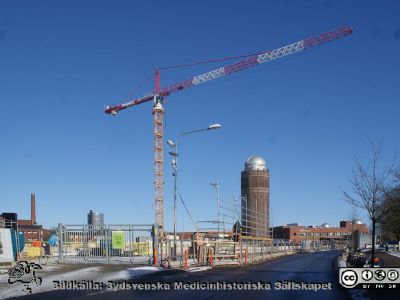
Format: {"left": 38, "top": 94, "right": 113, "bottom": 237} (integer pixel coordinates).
{"left": 244, "top": 156, "right": 267, "bottom": 171}
{"left": 241, "top": 155, "right": 270, "bottom": 237}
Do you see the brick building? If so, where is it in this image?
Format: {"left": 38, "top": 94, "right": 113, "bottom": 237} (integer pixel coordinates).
{"left": 272, "top": 220, "right": 368, "bottom": 243}
{"left": 1, "top": 193, "right": 50, "bottom": 242}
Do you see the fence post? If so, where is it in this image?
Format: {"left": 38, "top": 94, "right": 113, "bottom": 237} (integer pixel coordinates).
{"left": 244, "top": 248, "right": 248, "bottom": 265}
{"left": 192, "top": 235, "right": 197, "bottom": 266}
{"left": 180, "top": 239, "right": 184, "bottom": 264}
{"left": 105, "top": 225, "right": 110, "bottom": 263}
{"left": 184, "top": 250, "right": 188, "bottom": 269}
{"left": 84, "top": 225, "right": 88, "bottom": 262}
{"left": 129, "top": 225, "right": 133, "bottom": 263}
{"left": 152, "top": 224, "right": 158, "bottom": 266}
{"left": 261, "top": 242, "right": 264, "bottom": 260}
{"left": 58, "top": 223, "right": 63, "bottom": 264}
{"left": 252, "top": 239, "right": 255, "bottom": 263}
{"left": 239, "top": 240, "right": 243, "bottom": 265}
{"left": 196, "top": 245, "right": 201, "bottom": 267}
{"left": 209, "top": 248, "right": 213, "bottom": 266}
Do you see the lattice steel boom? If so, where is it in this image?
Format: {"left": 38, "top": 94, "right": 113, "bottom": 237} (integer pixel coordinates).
{"left": 104, "top": 26, "right": 352, "bottom": 234}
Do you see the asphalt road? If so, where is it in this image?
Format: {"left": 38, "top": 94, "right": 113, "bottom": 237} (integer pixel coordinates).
{"left": 8, "top": 250, "right": 350, "bottom": 300}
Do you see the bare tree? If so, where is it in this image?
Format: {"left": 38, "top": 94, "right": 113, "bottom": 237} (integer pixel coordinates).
{"left": 346, "top": 204, "right": 359, "bottom": 222}
{"left": 381, "top": 187, "right": 400, "bottom": 242}
{"left": 343, "top": 142, "right": 395, "bottom": 263}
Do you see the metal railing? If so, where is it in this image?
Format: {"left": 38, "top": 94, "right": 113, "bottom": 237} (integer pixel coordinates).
{"left": 158, "top": 235, "right": 299, "bottom": 268}
{"left": 58, "top": 224, "right": 154, "bottom": 264}
{"left": 159, "top": 234, "right": 353, "bottom": 269}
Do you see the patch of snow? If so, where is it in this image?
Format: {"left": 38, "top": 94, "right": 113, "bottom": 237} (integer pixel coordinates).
{"left": 387, "top": 251, "right": 400, "bottom": 258}
{"left": 186, "top": 266, "right": 212, "bottom": 272}
{"left": 41, "top": 265, "right": 63, "bottom": 272}
{"left": 337, "top": 259, "right": 347, "bottom": 268}
{"left": 0, "top": 266, "right": 101, "bottom": 299}
{"left": 99, "top": 266, "right": 162, "bottom": 281}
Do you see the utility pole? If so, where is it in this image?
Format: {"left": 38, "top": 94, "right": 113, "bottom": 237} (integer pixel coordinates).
{"left": 168, "top": 124, "right": 222, "bottom": 258}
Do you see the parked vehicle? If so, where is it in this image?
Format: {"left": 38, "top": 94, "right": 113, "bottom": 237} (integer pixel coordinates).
{"left": 364, "top": 255, "right": 384, "bottom": 268}
{"left": 346, "top": 248, "right": 384, "bottom": 268}
{"left": 346, "top": 249, "right": 365, "bottom": 267}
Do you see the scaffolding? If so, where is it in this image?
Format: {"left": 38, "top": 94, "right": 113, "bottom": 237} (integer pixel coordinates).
{"left": 196, "top": 184, "right": 270, "bottom": 240}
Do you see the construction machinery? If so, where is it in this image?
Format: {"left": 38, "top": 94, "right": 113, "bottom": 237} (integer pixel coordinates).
{"left": 105, "top": 26, "right": 353, "bottom": 236}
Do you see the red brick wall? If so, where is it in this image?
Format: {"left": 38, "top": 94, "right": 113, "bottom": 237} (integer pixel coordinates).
{"left": 273, "top": 222, "right": 368, "bottom": 243}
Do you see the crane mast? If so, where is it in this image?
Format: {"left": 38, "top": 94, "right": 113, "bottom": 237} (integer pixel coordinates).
{"left": 105, "top": 26, "right": 352, "bottom": 235}
{"left": 153, "top": 96, "right": 164, "bottom": 231}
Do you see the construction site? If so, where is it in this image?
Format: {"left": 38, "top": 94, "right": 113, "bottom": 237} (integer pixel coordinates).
{"left": 0, "top": 26, "right": 357, "bottom": 270}
{"left": 54, "top": 155, "right": 358, "bottom": 269}
{"left": 56, "top": 26, "right": 354, "bottom": 269}
{"left": 3, "top": 1, "right": 400, "bottom": 299}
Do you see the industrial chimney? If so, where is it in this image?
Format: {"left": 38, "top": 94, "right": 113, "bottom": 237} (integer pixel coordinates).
{"left": 31, "top": 192, "right": 36, "bottom": 225}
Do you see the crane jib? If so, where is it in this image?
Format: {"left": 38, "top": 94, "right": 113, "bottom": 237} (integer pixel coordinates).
{"left": 187, "top": 26, "right": 352, "bottom": 88}
{"left": 190, "top": 40, "right": 305, "bottom": 86}
{"left": 105, "top": 26, "right": 352, "bottom": 113}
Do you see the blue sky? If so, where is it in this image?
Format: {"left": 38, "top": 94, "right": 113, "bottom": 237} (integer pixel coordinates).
{"left": 1, "top": 0, "right": 399, "bottom": 231}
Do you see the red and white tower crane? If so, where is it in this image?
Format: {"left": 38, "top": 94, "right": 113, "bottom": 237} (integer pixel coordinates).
{"left": 105, "top": 26, "right": 352, "bottom": 234}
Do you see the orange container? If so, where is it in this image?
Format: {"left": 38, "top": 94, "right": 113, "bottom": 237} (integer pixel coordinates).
{"left": 32, "top": 241, "right": 42, "bottom": 247}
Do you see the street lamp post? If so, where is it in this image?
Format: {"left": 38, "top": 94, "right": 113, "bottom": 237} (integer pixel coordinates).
{"left": 167, "top": 123, "right": 222, "bottom": 259}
